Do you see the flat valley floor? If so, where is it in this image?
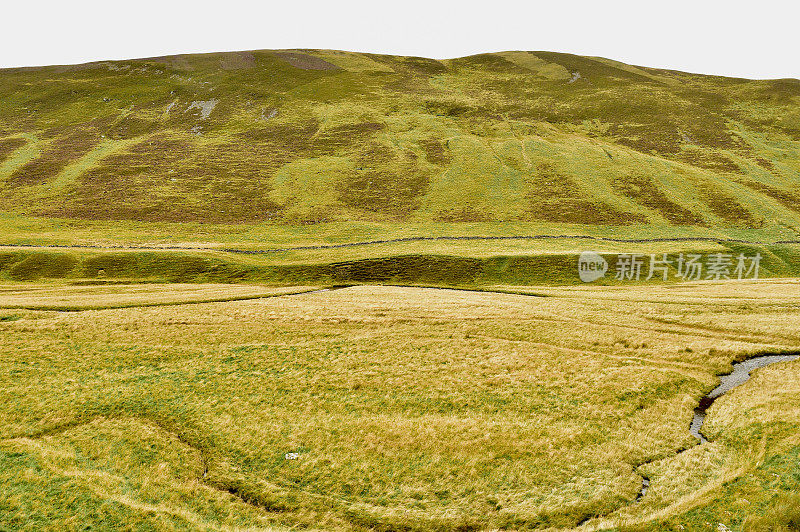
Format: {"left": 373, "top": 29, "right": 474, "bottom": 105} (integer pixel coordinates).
{"left": 2, "top": 281, "right": 800, "bottom": 531}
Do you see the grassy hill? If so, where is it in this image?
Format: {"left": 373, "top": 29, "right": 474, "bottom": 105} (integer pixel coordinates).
{"left": 4, "top": 51, "right": 800, "bottom": 532}
{"left": 1, "top": 49, "right": 799, "bottom": 229}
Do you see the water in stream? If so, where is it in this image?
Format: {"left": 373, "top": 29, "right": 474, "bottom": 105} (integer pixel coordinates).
{"left": 690, "top": 353, "right": 799, "bottom": 443}
{"left": 574, "top": 353, "right": 798, "bottom": 527}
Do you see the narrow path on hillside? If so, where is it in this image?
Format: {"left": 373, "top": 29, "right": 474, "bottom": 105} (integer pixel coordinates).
{"left": 3, "top": 234, "right": 800, "bottom": 254}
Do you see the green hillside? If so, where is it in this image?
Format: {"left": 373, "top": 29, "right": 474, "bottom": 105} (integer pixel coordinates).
{"left": 1, "top": 49, "right": 799, "bottom": 229}
{"left": 4, "top": 51, "right": 800, "bottom": 531}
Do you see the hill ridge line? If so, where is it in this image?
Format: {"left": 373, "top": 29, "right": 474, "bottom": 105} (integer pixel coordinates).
{"left": 2, "top": 49, "right": 798, "bottom": 81}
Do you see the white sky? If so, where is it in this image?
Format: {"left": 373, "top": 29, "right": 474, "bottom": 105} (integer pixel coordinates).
{"left": 2, "top": 0, "right": 798, "bottom": 79}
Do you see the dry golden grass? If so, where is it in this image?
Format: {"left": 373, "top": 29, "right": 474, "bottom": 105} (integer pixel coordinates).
{"left": 1, "top": 282, "right": 799, "bottom": 530}
{"left": 0, "top": 283, "right": 322, "bottom": 310}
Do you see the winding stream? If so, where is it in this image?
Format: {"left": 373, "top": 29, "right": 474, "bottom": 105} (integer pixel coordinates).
{"left": 582, "top": 353, "right": 799, "bottom": 527}
{"left": 633, "top": 353, "right": 800, "bottom": 501}
{"left": 689, "top": 353, "right": 799, "bottom": 444}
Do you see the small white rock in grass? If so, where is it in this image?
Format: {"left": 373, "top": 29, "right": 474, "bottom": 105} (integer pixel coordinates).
{"left": 186, "top": 99, "right": 219, "bottom": 120}
{"left": 284, "top": 452, "right": 300, "bottom": 460}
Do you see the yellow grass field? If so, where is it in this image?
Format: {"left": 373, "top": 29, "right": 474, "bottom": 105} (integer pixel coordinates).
{"left": 0, "top": 283, "right": 321, "bottom": 311}
{"left": 1, "top": 281, "right": 800, "bottom": 531}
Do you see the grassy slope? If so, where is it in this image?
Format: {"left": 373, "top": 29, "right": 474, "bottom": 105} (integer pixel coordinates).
{"left": 5, "top": 50, "right": 800, "bottom": 531}
{"left": 1, "top": 282, "right": 800, "bottom": 530}
{"left": 0, "top": 49, "right": 799, "bottom": 230}
{"left": 3, "top": 242, "right": 800, "bottom": 287}
{"left": 2, "top": 49, "right": 800, "bottom": 285}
